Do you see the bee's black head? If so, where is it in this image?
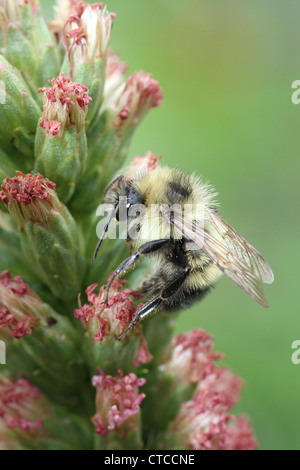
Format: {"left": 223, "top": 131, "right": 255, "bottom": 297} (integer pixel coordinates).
{"left": 103, "top": 176, "right": 143, "bottom": 221}
{"left": 94, "top": 176, "right": 143, "bottom": 259}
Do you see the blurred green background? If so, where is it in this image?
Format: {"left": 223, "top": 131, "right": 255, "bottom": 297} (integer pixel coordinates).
{"left": 42, "top": 0, "right": 299, "bottom": 450}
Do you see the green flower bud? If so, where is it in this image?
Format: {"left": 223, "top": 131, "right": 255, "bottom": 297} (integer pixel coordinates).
{"left": 0, "top": 269, "right": 91, "bottom": 410}
{"left": 0, "top": 55, "right": 40, "bottom": 159}
{"left": 7, "top": 315, "right": 90, "bottom": 410}
{"left": 34, "top": 73, "right": 91, "bottom": 203}
{"left": 39, "top": 409, "right": 94, "bottom": 450}
{"left": 0, "top": 150, "right": 25, "bottom": 183}
{"left": 0, "top": 0, "right": 60, "bottom": 101}
{"left": 0, "top": 211, "right": 30, "bottom": 277}
{"left": 0, "top": 172, "right": 86, "bottom": 299}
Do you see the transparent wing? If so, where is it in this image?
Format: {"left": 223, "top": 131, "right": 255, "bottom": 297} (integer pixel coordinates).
{"left": 207, "top": 210, "right": 274, "bottom": 284}
{"left": 166, "top": 209, "right": 270, "bottom": 307}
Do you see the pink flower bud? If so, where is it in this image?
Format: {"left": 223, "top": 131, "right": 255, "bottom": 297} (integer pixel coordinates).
{"left": 0, "top": 376, "right": 50, "bottom": 436}
{"left": 38, "top": 73, "right": 92, "bottom": 132}
{"left": 168, "top": 367, "right": 256, "bottom": 450}
{"left": 75, "top": 277, "right": 153, "bottom": 366}
{"left": 221, "top": 416, "right": 258, "bottom": 450}
{"left": 104, "top": 71, "right": 162, "bottom": 132}
{"left": 160, "top": 329, "right": 225, "bottom": 386}
{"left": 75, "top": 278, "right": 142, "bottom": 343}
{"left": 0, "top": 172, "right": 61, "bottom": 228}
{"left": 91, "top": 369, "right": 146, "bottom": 436}
{"left": 131, "top": 152, "right": 162, "bottom": 172}
{"left": 0, "top": 270, "right": 48, "bottom": 338}
{"left": 134, "top": 335, "right": 153, "bottom": 367}
{"left": 63, "top": 2, "right": 115, "bottom": 76}
{"left": 197, "top": 367, "right": 243, "bottom": 410}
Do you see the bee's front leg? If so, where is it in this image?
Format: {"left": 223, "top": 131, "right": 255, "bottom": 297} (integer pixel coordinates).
{"left": 103, "top": 239, "right": 170, "bottom": 303}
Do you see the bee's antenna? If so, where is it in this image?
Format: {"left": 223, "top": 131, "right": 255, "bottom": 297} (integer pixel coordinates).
{"left": 93, "top": 201, "right": 119, "bottom": 260}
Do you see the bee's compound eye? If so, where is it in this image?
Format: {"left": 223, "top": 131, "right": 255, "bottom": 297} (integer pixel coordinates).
{"left": 116, "top": 188, "right": 142, "bottom": 221}
{"left": 127, "top": 188, "right": 142, "bottom": 207}
{"left": 116, "top": 203, "right": 126, "bottom": 222}
{"left": 116, "top": 195, "right": 130, "bottom": 222}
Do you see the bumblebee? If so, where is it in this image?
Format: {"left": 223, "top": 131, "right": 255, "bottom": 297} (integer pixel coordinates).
{"left": 94, "top": 167, "right": 274, "bottom": 340}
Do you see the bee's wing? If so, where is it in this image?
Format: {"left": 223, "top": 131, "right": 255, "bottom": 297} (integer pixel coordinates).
{"left": 207, "top": 210, "right": 274, "bottom": 284}
{"left": 167, "top": 209, "right": 270, "bottom": 307}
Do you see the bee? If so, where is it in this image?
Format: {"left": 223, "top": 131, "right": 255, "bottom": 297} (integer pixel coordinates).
{"left": 94, "top": 166, "right": 274, "bottom": 340}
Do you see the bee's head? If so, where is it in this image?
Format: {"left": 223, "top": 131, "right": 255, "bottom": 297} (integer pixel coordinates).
{"left": 103, "top": 175, "right": 143, "bottom": 219}
{"left": 94, "top": 175, "right": 143, "bottom": 259}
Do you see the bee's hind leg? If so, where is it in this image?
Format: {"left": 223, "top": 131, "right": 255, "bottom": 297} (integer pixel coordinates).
{"left": 117, "top": 266, "right": 191, "bottom": 340}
